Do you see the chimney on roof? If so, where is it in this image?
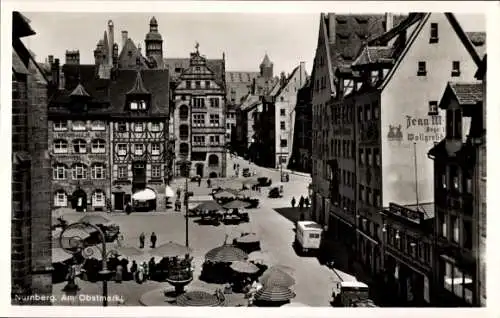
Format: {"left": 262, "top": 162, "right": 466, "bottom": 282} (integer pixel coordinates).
{"left": 299, "top": 61, "right": 306, "bottom": 86}
{"left": 121, "top": 31, "right": 128, "bottom": 50}
{"left": 48, "top": 55, "right": 54, "bottom": 66}
{"left": 327, "top": 13, "right": 336, "bottom": 44}
{"left": 385, "top": 13, "right": 394, "bottom": 32}
{"left": 51, "top": 58, "right": 60, "bottom": 88}
{"left": 108, "top": 20, "right": 114, "bottom": 67}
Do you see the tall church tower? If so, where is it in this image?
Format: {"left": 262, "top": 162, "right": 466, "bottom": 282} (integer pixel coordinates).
{"left": 259, "top": 53, "right": 273, "bottom": 78}
{"left": 107, "top": 20, "right": 115, "bottom": 66}
{"left": 145, "top": 16, "right": 163, "bottom": 67}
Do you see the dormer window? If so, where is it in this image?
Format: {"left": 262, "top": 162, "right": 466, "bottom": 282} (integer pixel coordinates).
{"left": 130, "top": 100, "right": 147, "bottom": 110}
{"left": 72, "top": 121, "right": 86, "bottom": 131}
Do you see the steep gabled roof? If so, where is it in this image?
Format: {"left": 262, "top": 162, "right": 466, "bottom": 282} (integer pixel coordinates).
{"left": 164, "top": 57, "right": 225, "bottom": 84}
{"left": 374, "top": 13, "right": 483, "bottom": 91}
{"left": 475, "top": 55, "right": 486, "bottom": 79}
{"left": 351, "top": 46, "right": 394, "bottom": 67}
{"left": 466, "top": 32, "right": 486, "bottom": 58}
{"left": 70, "top": 83, "right": 91, "bottom": 97}
{"left": 126, "top": 70, "right": 150, "bottom": 95}
{"left": 439, "top": 82, "right": 482, "bottom": 109}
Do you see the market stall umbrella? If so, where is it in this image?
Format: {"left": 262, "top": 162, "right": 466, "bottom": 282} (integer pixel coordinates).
{"left": 213, "top": 189, "right": 238, "bottom": 199}
{"left": 78, "top": 214, "right": 110, "bottom": 225}
{"left": 132, "top": 188, "right": 156, "bottom": 201}
{"left": 52, "top": 247, "right": 73, "bottom": 263}
{"left": 241, "top": 178, "right": 259, "bottom": 186}
{"left": 151, "top": 241, "right": 192, "bottom": 258}
{"left": 223, "top": 199, "right": 252, "bottom": 209}
{"left": 176, "top": 290, "right": 224, "bottom": 307}
{"left": 230, "top": 261, "right": 260, "bottom": 274}
{"left": 254, "top": 285, "right": 296, "bottom": 302}
{"left": 259, "top": 266, "right": 295, "bottom": 288}
{"left": 205, "top": 245, "right": 248, "bottom": 263}
{"left": 193, "top": 200, "right": 223, "bottom": 212}
{"left": 114, "top": 245, "right": 146, "bottom": 258}
{"left": 235, "top": 233, "right": 260, "bottom": 244}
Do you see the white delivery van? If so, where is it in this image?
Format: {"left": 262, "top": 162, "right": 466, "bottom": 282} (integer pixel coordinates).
{"left": 295, "top": 221, "right": 323, "bottom": 254}
{"left": 331, "top": 281, "right": 373, "bottom": 307}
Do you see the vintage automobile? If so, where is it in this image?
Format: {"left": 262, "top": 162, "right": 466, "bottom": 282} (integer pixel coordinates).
{"left": 191, "top": 175, "right": 201, "bottom": 183}
{"left": 242, "top": 168, "right": 251, "bottom": 177}
{"left": 257, "top": 177, "right": 272, "bottom": 187}
{"left": 268, "top": 187, "right": 282, "bottom": 198}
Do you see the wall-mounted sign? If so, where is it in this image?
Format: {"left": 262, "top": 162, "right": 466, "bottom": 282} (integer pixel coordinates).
{"left": 389, "top": 203, "right": 422, "bottom": 224}
{"left": 387, "top": 115, "right": 444, "bottom": 143}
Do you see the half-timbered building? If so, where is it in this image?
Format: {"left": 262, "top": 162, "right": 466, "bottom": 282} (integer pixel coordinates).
{"left": 110, "top": 68, "right": 171, "bottom": 211}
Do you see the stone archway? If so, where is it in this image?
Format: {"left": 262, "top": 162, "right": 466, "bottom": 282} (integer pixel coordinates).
{"left": 71, "top": 189, "right": 87, "bottom": 212}
{"left": 209, "top": 172, "right": 218, "bottom": 178}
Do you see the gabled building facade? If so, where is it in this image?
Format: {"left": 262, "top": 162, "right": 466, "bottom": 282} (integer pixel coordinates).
{"left": 290, "top": 78, "right": 313, "bottom": 173}
{"left": 172, "top": 48, "right": 227, "bottom": 178}
{"left": 330, "top": 12, "right": 483, "bottom": 305}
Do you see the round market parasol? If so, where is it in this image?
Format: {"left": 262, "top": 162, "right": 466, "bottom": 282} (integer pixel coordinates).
{"left": 223, "top": 199, "right": 252, "bottom": 209}
{"left": 114, "top": 245, "right": 146, "bottom": 258}
{"left": 78, "top": 215, "right": 111, "bottom": 225}
{"left": 175, "top": 290, "right": 224, "bottom": 307}
{"left": 254, "top": 285, "right": 296, "bottom": 302}
{"left": 230, "top": 261, "right": 260, "bottom": 274}
{"left": 259, "top": 266, "right": 295, "bottom": 287}
{"left": 205, "top": 245, "right": 248, "bottom": 263}
{"left": 193, "top": 200, "right": 223, "bottom": 212}
{"left": 235, "top": 233, "right": 260, "bottom": 244}
{"left": 151, "top": 241, "right": 192, "bottom": 258}
{"left": 241, "top": 178, "right": 259, "bottom": 186}
{"left": 165, "top": 186, "right": 175, "bottom": 198}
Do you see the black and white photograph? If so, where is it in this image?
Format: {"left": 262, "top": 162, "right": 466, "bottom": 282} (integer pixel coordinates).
{"left": 3, "top": 0, "right": 498, "bottom": 315}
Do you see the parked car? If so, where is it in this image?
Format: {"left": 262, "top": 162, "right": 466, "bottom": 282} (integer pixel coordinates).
{"left": 242, "top": 168, "right": 251, "bottom": 177}
{"left": 257, "top": 177, "right": 272, "bottom": 186}
{"left": 268, "top": 187, "right": 282, "bottom": 198}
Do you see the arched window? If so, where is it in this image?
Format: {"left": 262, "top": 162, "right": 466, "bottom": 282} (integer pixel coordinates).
{"left": 92, "top": 190, "right": 106, "bottom": 208}
{"left": 179, "top": 105, "right": 189, "bottom": 120}
{"left": 179, "top": 143, "right": 189, "bottom": 156}
{"left": 208, "top": 154, "right": 219, "bottom": 167}
{"left": 72, "top": 163, "right": 88, "bottom": 180}
{"left": 91, "top": 139, "right": 106, "bottom": 153}
{"left": 54, "top": 190, "right": 68, "bottom": 207}
{"left": 179, "top": 124, "right": 189, "bottom": 140}
{"left": 53, "top": 139, "right": 68, "bottom": 154}
{"left": 73, "top": 139, "right": 87, "bottom": 153}
{"left": 53, "top": 163, "right": 67, "bottom": 180}
{"left": 91, "top": 163, "right": 106, "bottom": 179}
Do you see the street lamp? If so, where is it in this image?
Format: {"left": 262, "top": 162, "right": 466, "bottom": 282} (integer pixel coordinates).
{"left": 59, "top": 222, "right": 113, "bottom": 307}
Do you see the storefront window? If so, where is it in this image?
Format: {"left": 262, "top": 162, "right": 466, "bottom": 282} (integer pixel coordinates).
{"left": 443, "top": 260, "right": 474, "bottom": 304}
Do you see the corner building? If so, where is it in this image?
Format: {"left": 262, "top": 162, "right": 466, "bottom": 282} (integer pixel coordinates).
{"left": 171, "top": 48, "right": 227, "bottom": 178}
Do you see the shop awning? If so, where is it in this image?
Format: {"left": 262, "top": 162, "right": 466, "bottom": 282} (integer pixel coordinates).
{"left": 132, "top": 188, "right": 156, "bottom": 201}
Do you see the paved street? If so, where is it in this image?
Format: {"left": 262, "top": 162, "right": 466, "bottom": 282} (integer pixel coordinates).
{"left": 53, "top": 155, "right": 355, "bottom": 306}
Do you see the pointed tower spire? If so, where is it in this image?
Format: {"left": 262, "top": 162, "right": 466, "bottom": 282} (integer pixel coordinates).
{"left": 103, "top": 30, "right": 109, "bottom": 64}
{"left": 259, "top": 53, "right": 273, "bottom": 78}
{"left": 127, "top": 70, "right": 150, "bottom": 95}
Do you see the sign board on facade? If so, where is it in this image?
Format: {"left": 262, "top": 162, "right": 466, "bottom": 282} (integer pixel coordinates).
{"left": 388, "top": 203, "right": 422, "bottom": 224}
{"left": 387, "top": 115, "right": 444, "bottom": 143}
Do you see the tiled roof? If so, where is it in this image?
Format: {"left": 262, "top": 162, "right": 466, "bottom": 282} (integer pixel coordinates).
{"left": 164, "top": 58, "right": 225, "bottom": 84}
{"left": 450, "top": 82, "right": 483, "bottom": 105}
{"left": 70, "top": 83, "right": 91, "bottom": 97}
{"left": 226, "top": 71, "right": 259, "bottom": 83}
{"left": 126, "top": 71, "right": 150, "bottom": 95}
{"left": 260, "top": 54, "right": 273, "bottom": 67}
{"left": 12, "top": 50, "right": 29, "bottom": 74}
{"left": 352, "top": 46, "right": 394, "bottom": 67}
{"left": 405, "top": 202, "right": 435, "bottom": 220}
{"left": 109, "top": 69, "right": 170, "bottom": 117}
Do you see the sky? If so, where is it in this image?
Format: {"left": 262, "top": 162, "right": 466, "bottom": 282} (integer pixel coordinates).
{"left": 21, "top": 12, "right": 485, "bottom": 75}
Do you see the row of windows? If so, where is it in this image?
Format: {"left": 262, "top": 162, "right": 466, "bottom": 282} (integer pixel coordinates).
{"left": 53, "top": 139, "right": 105, "bottom": 154}
{"left": 53, "top": 163, "right": 106, "bottom": 180}
{"left": 358, "top": 185, "right": 381, "bottom": 208}
{"left": 438, "top": 164, "right": 472, "bottom": 194}
{"left": 357, "top": 102, "right": 380, "bottom": 123}
{"left": 440, "top": 259, "right": 474, "bottom": 304}
{"left": 192, "top": 135, "right": 221, "bottom": 145}
{"left": 385, "top": 225, "right": 432, "bottom": 264}
{"left": 115, "top": 122, "right": 162, "bottom": 133}
{"left": 417, "top": 60, "right": 461, "bottom": 77}
{"left": 54, "top": 190, "right": 105, "bottom": 207}
{"left": 189, "top": 114, "right": 221, "bottom": 127}
{"left": 53, "top": 120, "right": 105, "bottom": 131}
{"left": 332, "top": 139, "right": 355, "bottom": 159}
{"left": 191, "top": 97, "right": 220, "bottom": 109}
{"left": 117, "top": 165, "right": 162, "bottom": 179}
{"left": 437, "top": 211, "right": 473, "bottom": 250}
{"left": 116, "top": 143, "right": 162, "bottom": 156}
{"left": 359, "top": 148, "right": 381, "bottom": 167}
{"left": 185, "top": 80, "right": 213, "bottom": 90}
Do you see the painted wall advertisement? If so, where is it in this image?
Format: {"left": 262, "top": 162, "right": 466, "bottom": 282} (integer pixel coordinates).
{"left": 387, "top": 115, "right": 444, "bottom": 143}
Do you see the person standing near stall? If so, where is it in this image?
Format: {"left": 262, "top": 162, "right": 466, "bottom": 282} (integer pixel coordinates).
{"left": 150, "top": 232, "right": 157, "bottom": 248}
{"left": 139, "top": 232, "right": 145, "bottom": 249}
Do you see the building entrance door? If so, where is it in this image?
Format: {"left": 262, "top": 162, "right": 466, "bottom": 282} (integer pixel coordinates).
{"left": 196, "top": 164, "right": 204, "bottom": 178}
{"left": 72, "top": 189, "right": 87, "bottom": 212}
{"left": 114, "top": 192, "right": 125, "bottom": 210}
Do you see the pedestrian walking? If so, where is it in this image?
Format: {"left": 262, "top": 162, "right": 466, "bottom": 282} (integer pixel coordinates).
{"left": 291, "top": 197, "right": 296, "bottom": 208}
{"left": 148, "top": 257, "right": 156, "bottom": 280}
{"left": 150, "top": 232, "right": 157, "bottom": 248}
{"left": 299, "top": 196, "right": 305, "bottom": 210}
{"left": 115, "top": 264, "right": 123, "bottom": 283}
{"left": 142, "top": 261, "right": 149, "bottom": 280}
{"left": 304, "top": 197, "right": 310, "bottom": 209}
{"left": 125, "top": 202, "right": 132, "bottom": 215}
{"left": 175, "top": 198, "right": 181, "bottom": 211}
{"left": 130, "top": 260, "right": 138, "bottom": 276}
{"left": 139, "top": 232, "right": 145, "bottom": 249}
{"left": 207, "top": 178, "right": 212, "bottom": 188}
{"left": 234, "top": 163, "right": 237, "bottom": 170}
{"left": 198, "top": 177, "right": 201, "bottom": 187}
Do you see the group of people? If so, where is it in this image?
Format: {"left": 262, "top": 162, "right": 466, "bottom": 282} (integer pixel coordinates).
{"left": 139, "top": 232, "right": 158, "bottom": 249}
{"left": 291, "top": 195, "right": 311, "bottom": 221}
